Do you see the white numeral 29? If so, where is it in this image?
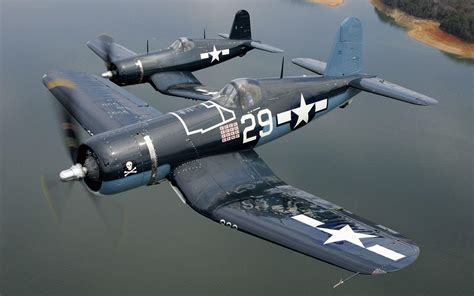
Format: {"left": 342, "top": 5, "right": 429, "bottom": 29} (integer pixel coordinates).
{"left": 241, "top": 109, "right": 273, "bottom": 144}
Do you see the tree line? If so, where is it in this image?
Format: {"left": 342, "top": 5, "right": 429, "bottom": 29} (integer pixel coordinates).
{"left": 381, "top": 0, "right": 474, "bottom": 42}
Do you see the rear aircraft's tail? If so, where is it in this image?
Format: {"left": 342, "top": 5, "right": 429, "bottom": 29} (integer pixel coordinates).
{"left": 291, "top": 17, "right": 437, "bottom": 106}
{"left": 325, "top": 17, "right": 363, "bottom": 77}
{"left": 229, "top": 10, "right": 251, "bottom": 40}
{"left": 218, "top": 10, "right": 283, "bottom": 53}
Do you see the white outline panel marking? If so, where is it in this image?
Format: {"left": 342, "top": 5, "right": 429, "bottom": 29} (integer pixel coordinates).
{"left": 170, "top": 101, "right": 236, "bottom": 135}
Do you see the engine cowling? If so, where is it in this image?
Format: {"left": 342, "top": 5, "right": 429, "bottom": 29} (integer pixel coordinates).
{"left": 77, "top": 129, "right": 159, "bottom": 195}
{"left": 110, "top": 58, "right": 144, "bottom": 86}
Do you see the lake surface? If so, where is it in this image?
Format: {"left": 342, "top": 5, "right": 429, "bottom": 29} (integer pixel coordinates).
{"left": 1, "top": 0, "right": 472, "bottom": 295}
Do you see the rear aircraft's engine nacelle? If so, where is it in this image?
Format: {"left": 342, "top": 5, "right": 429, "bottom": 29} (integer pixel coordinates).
{"left": 77, "top": 129, "right": 158, "bottom": 195}
{"left": 111, "top": 58, "right": 145, "bottom": 85}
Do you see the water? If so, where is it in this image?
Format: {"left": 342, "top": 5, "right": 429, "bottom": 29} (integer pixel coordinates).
{"left": 1, "top": 0, "right": 472, "bottom": 295}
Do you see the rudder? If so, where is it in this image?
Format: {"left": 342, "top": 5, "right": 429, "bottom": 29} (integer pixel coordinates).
{"left": 324, "top": 17, "right": 363, "bottom": 77}
{"left": 229, "top": 10, "right": 251, "bottom": 40}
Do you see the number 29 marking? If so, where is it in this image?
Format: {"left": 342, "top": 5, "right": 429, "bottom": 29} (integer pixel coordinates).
{"left": 241, "top": 109, "right": 273, "bottom": 144}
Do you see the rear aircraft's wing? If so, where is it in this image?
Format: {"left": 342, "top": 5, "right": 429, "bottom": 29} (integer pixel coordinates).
{"left": 292, "top": 58, "right": 438, "bottom": 106}
{"left": 87, "top": 35, "right": 137, "bottom": 62}
{"left": 43, "top": 70, "right": 162, "bottom": 135}
{"left": 149, "top": 71, "right": 218, "bottom": 101}
{"left": 171, "top": 150, "right": 419, "bottom": 274}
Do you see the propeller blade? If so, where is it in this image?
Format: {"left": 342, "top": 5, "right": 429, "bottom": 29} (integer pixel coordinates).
{"left": 44, "top": 94, "right": 125, "bottom": 249}
{"left": 40, "top": 175, "right": 73, "bottom": 223}
{"left": 51, "top": 99, "right": 80, "bottom": 163}
{"left": 98, "top": 34, "right": 114, "bottom": 70}
{"left": 86, "top": 191, "right": 126, "bottom": 250}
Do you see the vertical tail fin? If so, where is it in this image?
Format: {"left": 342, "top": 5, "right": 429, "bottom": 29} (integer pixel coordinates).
{"left": 325, "top": 17, "right": 363, "bottom": 77}
{"left": 229, "top": 10, "right": 251, "bottom": 40}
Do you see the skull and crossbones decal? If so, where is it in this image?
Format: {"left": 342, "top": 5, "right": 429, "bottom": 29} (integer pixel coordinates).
{"left": 124, "top": 161, "right": 137, "bottom": 177}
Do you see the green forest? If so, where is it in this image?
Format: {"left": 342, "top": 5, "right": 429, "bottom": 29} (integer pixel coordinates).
{"left": 381, "top": 0, "right": 474, "bottom": 42}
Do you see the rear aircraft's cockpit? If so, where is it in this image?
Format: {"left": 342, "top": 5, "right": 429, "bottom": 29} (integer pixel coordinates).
{"left": 168, "top": 37, "right": 195, "bottom": 52}
{"left": 213, "top": 78, "right": 262, "bottom": 110}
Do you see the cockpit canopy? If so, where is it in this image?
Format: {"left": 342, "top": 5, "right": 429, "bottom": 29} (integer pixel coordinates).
{"left": 213, "top": 78, "right": 262, "bottom": 110}
{"left": 168, "top": 37, "right": 195, "bottom": 52}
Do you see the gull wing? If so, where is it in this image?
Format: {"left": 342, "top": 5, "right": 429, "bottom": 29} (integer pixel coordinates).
{"left": 149, "top": 71, "right": 218, "bottom": 101}
{"left": 171, "top": 150, "right": 419, "bottom": 275}
{"left": 87, "top": 36, "right": 137, "bottom": 62}
{"left": 43, "top": 69, "right": 162, "bottom": 135}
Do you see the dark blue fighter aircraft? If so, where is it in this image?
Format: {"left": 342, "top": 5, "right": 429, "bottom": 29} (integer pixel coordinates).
{"left": 43, "top": 17, "right": 437, "bottom": 279}
{"left": 87, "top": 10, "right": 282, "bottom": 100}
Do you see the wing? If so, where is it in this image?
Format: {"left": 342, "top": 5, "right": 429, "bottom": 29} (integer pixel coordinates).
{"left": 149, "top": 71, "right": 218, "bottom": 101}
{"left": 43, "top": 69, "right": 162, "bottom": 135}
{"left": 87, "top": 36, "right": 137, "bottom": 62}
{"left": 171, "top": 150, "right": 419, "bottom": 275}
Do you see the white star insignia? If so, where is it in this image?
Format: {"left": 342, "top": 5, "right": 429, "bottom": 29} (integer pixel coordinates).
{"left": 292, "top": 93, "right": 314, "bottom": 128}
{"left": 318, "top": 225, "right": 376, "bottom": 248}
{"left": 209, "top": 45, "right": 221, "bottom": 63}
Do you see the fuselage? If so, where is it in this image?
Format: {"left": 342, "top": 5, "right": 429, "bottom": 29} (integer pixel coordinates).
{"left": 80, "top": 75, "right": 362, "bottom": 194}
{"left": 110, "top": 38, "right": 251, "bottom": 86}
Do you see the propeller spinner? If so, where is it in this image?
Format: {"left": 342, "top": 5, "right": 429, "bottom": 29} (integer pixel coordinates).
{"left": 97, "top": 34, "right": 117, "bottom": 79}
{"left": 59, "top": 163, "right": 87, "bottom": 182}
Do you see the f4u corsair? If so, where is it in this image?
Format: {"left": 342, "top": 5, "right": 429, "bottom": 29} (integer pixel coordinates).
{"left": 87, "top": 10, "right": 282, "bottom": 101}
{"left": 44, "top": 17, "right": 437, "bottom": 276}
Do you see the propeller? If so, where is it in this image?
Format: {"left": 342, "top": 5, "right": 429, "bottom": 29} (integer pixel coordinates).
{"left": 98, "top": 34, "right": 116, "bottom": 79}
{"left": 41, "top": 98, "right": 126, "bottom": 249}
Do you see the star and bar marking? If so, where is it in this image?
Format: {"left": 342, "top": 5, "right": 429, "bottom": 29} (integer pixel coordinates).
{"left": 200, "top": 45, "right": 230, "bottom": 63}
{"left": 291, "top": 214, "right": 406, "bottom": 261}
{"left": 276, "top": 93, "right": 328, "bottom": 128}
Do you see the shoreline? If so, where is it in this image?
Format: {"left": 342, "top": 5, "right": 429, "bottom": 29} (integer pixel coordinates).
{"left": 306, "top": 0, "right": 344, "bottom": 8}
{"left": 369, "top": 0, "right": 474, "bottom": 59}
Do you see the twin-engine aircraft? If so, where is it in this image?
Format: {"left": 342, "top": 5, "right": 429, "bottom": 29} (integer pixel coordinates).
{"left": 88, "top": 10, "right": 282, "bottom": 101}
{"left": 43, "top": 17, "right": 437, "bottom": 278}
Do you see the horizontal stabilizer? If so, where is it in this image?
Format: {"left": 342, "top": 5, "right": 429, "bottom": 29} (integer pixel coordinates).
{"left": 350, "top": 77, "right": 438, "bottom": 106}
{"left": 149, "top": 71, "right": 218, "bottom": 101}
{"left": 249, "top": 41, "right": 284, "bottom": 53}
{"left": 218, "top": 33, "right": 230, "bottom": 39}
{"left": 292, "top": 58, "right": 327, "bottom": 75}
{"left": 292, "top": 58, "right": 437, "bottom": 106}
